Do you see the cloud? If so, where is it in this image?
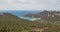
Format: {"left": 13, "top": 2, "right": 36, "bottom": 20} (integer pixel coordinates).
{"left": 0, "top": 0, "right": 60, "bottom": 10}
{"left": 12, "top": 0, "right": 59, "bottom": 4}
{"left": 12, "top": 0, "right": 38, "bottom": 4}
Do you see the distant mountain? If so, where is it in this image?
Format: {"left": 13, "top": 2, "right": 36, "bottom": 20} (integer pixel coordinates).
{"left": 25, "top": 10, "right": 60, "bottom": 21}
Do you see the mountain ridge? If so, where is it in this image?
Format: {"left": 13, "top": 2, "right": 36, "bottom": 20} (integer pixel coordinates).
{"left": 24, "top": 10, "right": 60, "bottom": 21}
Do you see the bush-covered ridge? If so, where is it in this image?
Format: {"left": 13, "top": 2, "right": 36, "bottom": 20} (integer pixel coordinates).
{"left": 25, "top": 10, "right": 60, "bottom": 21}
{"left": 0, "top": 13, "right": 60, "bottom": 32}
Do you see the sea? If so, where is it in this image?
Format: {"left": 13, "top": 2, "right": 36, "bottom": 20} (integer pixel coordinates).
{"left": 0, "top": 10, "right": 42, "bottom": 17}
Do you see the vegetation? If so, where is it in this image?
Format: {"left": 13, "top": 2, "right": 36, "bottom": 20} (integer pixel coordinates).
{"left": 0, "top": 11, "right": 60, "bottom": 32}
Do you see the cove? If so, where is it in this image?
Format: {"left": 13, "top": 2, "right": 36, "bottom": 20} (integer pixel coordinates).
{"left": 19, "top": 17, "right": 37, "bottom": 21}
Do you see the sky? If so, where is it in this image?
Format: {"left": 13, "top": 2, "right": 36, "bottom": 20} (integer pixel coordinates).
{"left": 0, "top": 0, "right": 60, "bottom": 10}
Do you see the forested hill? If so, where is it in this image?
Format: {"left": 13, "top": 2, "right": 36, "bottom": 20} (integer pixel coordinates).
{"left": 0, "top": 13, "right": 31, "bottom": 32}
{"left": 0, "top": 13, "right": 60, "bottom": 32}
{"left": 0, "top": 13, "right": 45, "bottom": 32}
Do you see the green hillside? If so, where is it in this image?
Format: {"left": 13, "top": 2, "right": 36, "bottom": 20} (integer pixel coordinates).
{"left": 0, "top": 13, "right": 60, "bottom": 32}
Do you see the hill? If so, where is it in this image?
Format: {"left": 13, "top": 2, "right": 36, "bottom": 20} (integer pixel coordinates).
{"left": 25, "top": 10, "right": 60, "bottom": 22}
{"left": 0, "top": 12, "right": 60, "bottom": 32}
{"left": 0, "top": 13, "right": 48, "bottom": 32}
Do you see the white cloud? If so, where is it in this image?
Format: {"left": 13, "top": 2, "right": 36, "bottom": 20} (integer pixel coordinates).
{"left": 12, "top": 0, "right": 38, "bottom": 4}
{"left": 42, "top": 0, "right": 57, "bottom": 3}
{"left": 0, "top": 0, "right": 60, "bottom": 10}
{"left": 12, "top": 0, "right": 59, "bottom": 4}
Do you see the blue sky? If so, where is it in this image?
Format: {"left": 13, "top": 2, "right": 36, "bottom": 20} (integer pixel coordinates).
{"left": 0, "top": 0, "right": 60, "bottom": 10}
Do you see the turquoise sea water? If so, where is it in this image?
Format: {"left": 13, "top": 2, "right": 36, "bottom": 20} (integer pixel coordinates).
{"left": 20, "top": 17, "right": 36, "bottom": 21}
{"left": 27, "top": 18, "right": 36, "bottom": 21}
